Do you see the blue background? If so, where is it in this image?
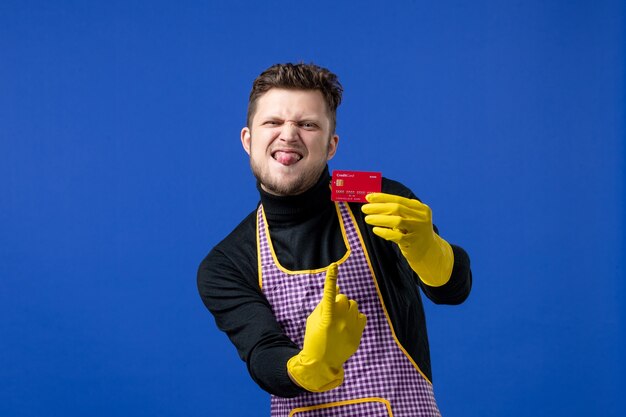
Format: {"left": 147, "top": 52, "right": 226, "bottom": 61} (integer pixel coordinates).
{"left": 1, "top": 1, "right": 624, "bottom": 416}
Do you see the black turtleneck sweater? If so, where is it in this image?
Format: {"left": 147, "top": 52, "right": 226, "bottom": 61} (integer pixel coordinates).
{"left": 197, "top": 169, "right": 472, "bottom": 397}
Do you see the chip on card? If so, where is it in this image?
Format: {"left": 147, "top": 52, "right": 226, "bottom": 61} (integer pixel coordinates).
{"left": 331, "top": 170, "right": 382, "bottom": 203}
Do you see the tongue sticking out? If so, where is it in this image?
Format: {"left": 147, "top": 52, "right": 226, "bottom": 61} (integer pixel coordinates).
{"left": 274, "top": 151, "right": 300, "bottom": 166}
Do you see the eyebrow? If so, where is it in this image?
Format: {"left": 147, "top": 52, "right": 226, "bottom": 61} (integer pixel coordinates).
{"left": 259, "top": 114, "right": 322, "bottom": 121}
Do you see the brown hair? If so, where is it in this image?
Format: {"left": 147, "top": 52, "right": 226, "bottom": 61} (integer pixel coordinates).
{"left": 246, "top": 62, "right": 343, "bottom": 132}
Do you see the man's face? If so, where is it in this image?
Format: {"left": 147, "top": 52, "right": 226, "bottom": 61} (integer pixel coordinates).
{"left": 241, "top": 88, "right": 339, "bottom": 196}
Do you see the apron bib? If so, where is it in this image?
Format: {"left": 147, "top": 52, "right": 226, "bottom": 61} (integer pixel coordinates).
{"left": 258, "top": 202, "right": 441, "bottom": 417}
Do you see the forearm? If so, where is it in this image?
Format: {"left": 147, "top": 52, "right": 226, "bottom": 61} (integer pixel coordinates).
{"left": 420, "top": 244, "right": 472, "bottom": 305}
{"left": 197, "top": 251, "right": 304, "bottom": 397}
{"left": 411, "top": 233, "right": 455, "bottom": 287}
{"left": 248, "top": 339, "right": 304, "bottom": 397}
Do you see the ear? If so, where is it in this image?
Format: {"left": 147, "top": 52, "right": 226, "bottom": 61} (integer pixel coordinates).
{"left": 326, "top": 134, "right": 339, "bottom": 161}
{"left": 241, "top": 127, "right": 251, "bottom": 155}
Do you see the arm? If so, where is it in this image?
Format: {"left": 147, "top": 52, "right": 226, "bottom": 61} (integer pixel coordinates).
{"left": 364, "top": 179, "right": 472, "bottom": 305}
{"left": 197, "top": 243, "right": 305, "bottom": 397}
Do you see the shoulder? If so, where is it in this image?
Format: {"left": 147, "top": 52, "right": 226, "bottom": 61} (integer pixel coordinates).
{"left": 198, "top": 207, "right": 258, "bottom": 285}
{"left": 211, "top": 208, "right": 258, "bottom": 257}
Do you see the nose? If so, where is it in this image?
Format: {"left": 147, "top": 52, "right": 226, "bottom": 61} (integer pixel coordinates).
{"left": 279, "top": 121, "right": 299, "bottom": 141}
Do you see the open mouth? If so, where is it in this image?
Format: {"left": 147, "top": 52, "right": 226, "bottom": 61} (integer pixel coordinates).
{"left": 271, "top": 150, "right": 303, "bottom": 166}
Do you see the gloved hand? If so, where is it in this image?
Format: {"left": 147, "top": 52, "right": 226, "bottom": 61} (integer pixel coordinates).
{"left": 287, "top": 263, "right": 367, "bottom": 392}
{"left": 362, "top": 193, "right": 454, "bottom": 287}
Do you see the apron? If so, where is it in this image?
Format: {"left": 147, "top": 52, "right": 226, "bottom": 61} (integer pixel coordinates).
{"left": 257, "top": 201, "right": 441, "bottom": 417}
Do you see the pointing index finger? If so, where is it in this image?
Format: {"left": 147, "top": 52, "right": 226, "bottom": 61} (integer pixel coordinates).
{"left": 321, "top": 263, "right": 338, "bottom": 324}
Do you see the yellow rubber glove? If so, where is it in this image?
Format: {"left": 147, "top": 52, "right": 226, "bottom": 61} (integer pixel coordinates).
{"left": 287, "top": 263, "right": 367, "bottom": 392}
{"left": 362, "top": 193, "right": 454, "bottom": 287}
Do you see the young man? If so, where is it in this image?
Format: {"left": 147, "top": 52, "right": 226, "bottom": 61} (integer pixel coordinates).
{"left": 197, "top": 63, "right": 472, "bottom": 417}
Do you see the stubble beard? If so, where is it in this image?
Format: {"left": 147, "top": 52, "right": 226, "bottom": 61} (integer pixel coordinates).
{"left": 249, "top": 140, "right": 331, "bottom": 196}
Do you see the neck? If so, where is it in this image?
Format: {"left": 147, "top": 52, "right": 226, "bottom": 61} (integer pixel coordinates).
{"left": 259, "top": 167, "right": 332, "bottom": 223}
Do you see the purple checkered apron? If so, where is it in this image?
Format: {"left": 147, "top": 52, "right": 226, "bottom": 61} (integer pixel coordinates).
{"left": 258, "top": 202, "right": 442, "bottom": 417}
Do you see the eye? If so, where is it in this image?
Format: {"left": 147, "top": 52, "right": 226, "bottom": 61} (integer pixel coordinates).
{"left": 263, "top": 120, "right": 281, "bottom": 126}
{"left": 299, "top": 121, "right": 318, "bottom": 130}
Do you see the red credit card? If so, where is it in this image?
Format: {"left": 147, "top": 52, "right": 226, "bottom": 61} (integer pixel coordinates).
{"left": 331, "top": 170, "right": 382, "bottom": 203}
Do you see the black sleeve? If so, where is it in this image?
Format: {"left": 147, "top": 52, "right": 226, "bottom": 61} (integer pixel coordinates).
{"left": 196, "top": 213, "right": 305, "bottom": 397}
{"left": 380, "top": 178, "right": 472, "bottom": 305}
